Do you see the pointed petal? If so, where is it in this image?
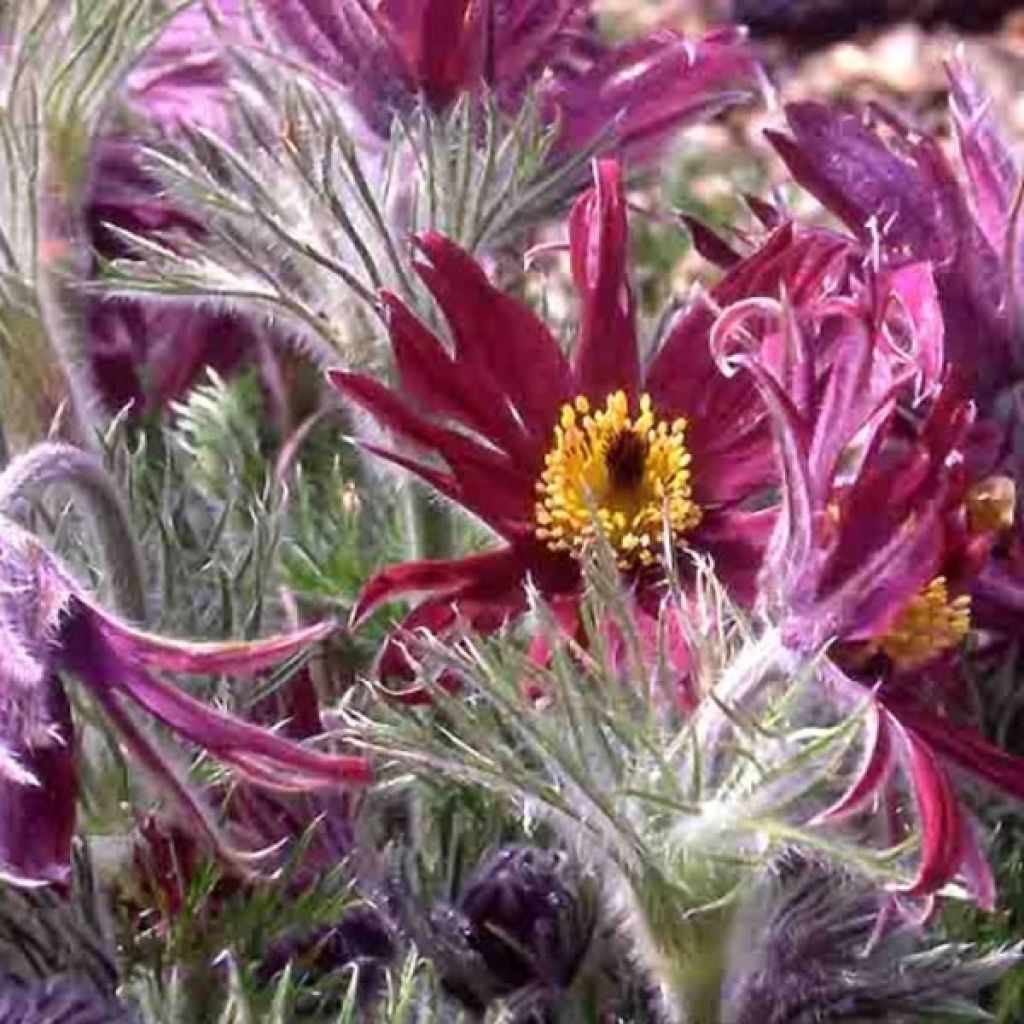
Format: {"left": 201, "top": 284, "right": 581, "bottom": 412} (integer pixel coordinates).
{"left": 87, "top": 606, "right": 334, "bottom": 677}
{"left": 351, "top": 549, "right": 523, "bottom": 627}
{"left": 382, "top": 290, "right": 533, "bottom": 460}
{"left": 959, "top": 814, "right": 997, "bottom": 911}
{"left": 60, "top": 611, "right": 370, "bottom": 789}
{"left": 569, "top": 159, "right": 640, "bottom": 402}
{"left": 810, "top": 698, "right": 893, "bottom": 824}
{"left": 894, "top": 720, "right": 965, "bottom": 899}
{"left": 329, "top": 370, "right": 534, "bottom": 507}
{"left": 885, "top": 699, "right": 1024, "bottom": 800}
{"left": 412, "top": 235, "right": 573, "bottom": 439}
{"left": 679, "top": 214, "right": 741, "bottom": 269}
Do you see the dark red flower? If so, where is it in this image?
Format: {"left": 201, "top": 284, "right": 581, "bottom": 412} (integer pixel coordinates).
{"left": 263, "top": 0, "right": 759, "bottom": 166}
{"left": 725, "top": 278, "right": 1021, "bottom": 902}
{"left": 327, "top": 160, "right": 877, "bottom": 698}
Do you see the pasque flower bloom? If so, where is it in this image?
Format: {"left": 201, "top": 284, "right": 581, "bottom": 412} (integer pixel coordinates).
{"left": 762, "top": 63, "right": 1024, "bottom": 630}
{"left": 0, "top": 517, "right": 369, "bottom": 889}
{"left": 328, "top": 160, "right": 884, "bottom": 697}
{"left": 722, "top": 278, "right": 1023, "bottom": 902}
{"left": 264, "top": 0, "right": 759, "bottom": 164}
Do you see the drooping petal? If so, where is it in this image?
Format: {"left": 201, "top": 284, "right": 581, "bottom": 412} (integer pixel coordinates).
{"left": 569, "top": 159, "right": 640, "bottom": 402}
{"left": 351, "top": 549, "right": 525, "bottom": 626}
{"left": 894, "top": 720, "right": 965, "bottom": 899}
{"left": 59, "top": 608, "right": 370, "bottom": 789}
{"left": 885, "top": 699, "right": 1024, "bottom": 800}
{"left": 85, "top": 606, "right": 335, "bottom": 677}
{"left": 809, "top": 697, "right": 894, "bottom": 824}
{"left": 0, "top": 676, "right": 76, "bottom": 888}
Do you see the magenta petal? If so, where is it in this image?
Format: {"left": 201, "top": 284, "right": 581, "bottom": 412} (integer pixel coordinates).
{"left": 885, "top": 700, "right": 1024, "bottom": 800}
{"left": 60, "top": 610, "right": 370, "bottom": 788}
{"left": 88, "top": 610, "right": 335, "bottom": 677}
{"left": 383, "top": 290, "right": 533, "bottom": 461}
{"left": 895, "top": 720, "right": 964, "bottom": 899}
{"left": 547, "top": 27, "right": 758, "bottom": 166}
{"left": 810, "top": 698, "right": 894, "bottom": 824}
{"left": 117, "top": 664, "right": 370, "bottom": 787}
{"left": 0, "top": 676, "right": 76, "bottom": 887}
{"left": 351, "top": 549, "right": 523, "bottom": 626}
{"left": 679, "top": 214, "right": 741, "bottom": 270}
{"left": 380, "top": 0, "right": 477, "bottom": 109}
{"left": 947, "top": 55, "right": 1018, "bottom": 256}
{"left": 569, "top": 159, "right": 640, "bottom": 403}
{"left": 877, "top": 262, "right": 945, "bottom": 396}
{"left": 959, "top": 814, "right": 997, "bottom": 911}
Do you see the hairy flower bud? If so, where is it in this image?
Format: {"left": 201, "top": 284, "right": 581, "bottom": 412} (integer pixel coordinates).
{"left": 430, "top": 845, "right": 595, "bottom": 1015}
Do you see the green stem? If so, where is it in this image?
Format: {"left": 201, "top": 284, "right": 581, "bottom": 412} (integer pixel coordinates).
{"left": 36, "top": 142, "right": 107, "bottom": 450}
{"left": 401, "top": 480, "right": 453, "bottom": 562}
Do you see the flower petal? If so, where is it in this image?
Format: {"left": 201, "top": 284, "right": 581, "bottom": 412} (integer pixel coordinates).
{"left": 893, "top": 719, "right": 965, "bottom": 899}
{"left": 351, "top": 549, "right": 524, "bottom": 627}
{"left": 547, "top": 26, "right": 759, "bottom": 166}
{"left": 87, "top": 607, "right": 335, "bottom": 677}
{"left": 569, "top": 159, "right": 640, "bottom": 402}
{"left": 809, "top": 698, "right": 893, "bottom": 824}
{"left": 60, "top": 610, "right": 370, "bottom": 789}
{"left": 885, "top": 699, "right": 1024, "bottom": 800}
{"left": 411, "top": 235, "right": 572, "bottom": 438}
{"left": 0, "top": 676, "right": 76, "bottom": 888}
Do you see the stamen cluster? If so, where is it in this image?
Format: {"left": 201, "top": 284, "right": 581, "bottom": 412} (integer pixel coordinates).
{"left": 535, "top": 391, "right": 702, "bottom": 569}
{"left": 876, "top": 576, "right": 971, "bottom": 670}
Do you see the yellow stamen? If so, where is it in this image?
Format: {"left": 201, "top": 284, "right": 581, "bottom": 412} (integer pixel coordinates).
{"left": 876, "top": 576, "right": 970, "bottom": 670}
{"left": 966, "top": 475, "right": 1016, "bottom": 535}
{"left": 534, "top": 391, "right": 702, "bottom": 569}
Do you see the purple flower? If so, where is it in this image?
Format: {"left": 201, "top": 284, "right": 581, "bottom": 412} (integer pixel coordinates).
{"left": 762, "top": 64, "right": 1024, "bottom": 641}
{"left": 263, "top": 0, "right": 760, "bottom": 165}
{"left": 0, "top": 518, "right": 369, "bottom": 889}
{"left": 718, "top": 270, "right": 1021, "bottom": 902}
{"left": 765, "top": 92, "right": 1012, "bottom": 413}
{"left": 86, "top": 1, "right": 257, "bottom": 413}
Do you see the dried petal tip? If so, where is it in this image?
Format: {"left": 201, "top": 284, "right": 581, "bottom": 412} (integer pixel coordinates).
{"left": 967, "top": 475, "right": 1016, "bottom": 535}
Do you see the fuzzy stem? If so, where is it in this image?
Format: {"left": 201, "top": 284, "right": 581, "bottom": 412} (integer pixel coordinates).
{"left": 401, "top": 480, "right": 453, "bottom": 561}
{"left": 36, "top": 142, "right": 107, "bottom": 450}
{"left": 0, "top": 442, "right": 147, "bottom": 621}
